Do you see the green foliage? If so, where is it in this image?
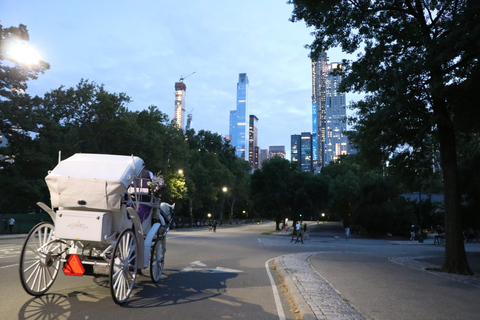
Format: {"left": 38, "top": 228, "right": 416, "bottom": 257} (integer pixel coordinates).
{"left": 251, "top": 157, "right": 297, "bottom": 227}
{"left": 289, "top": 0, "right": 480, "bottom": 275}
{"left": 321, "top": 161, "right": 361, "bottom": 225}
{"left": 353, "top": 175, "right": 413, "bottom": 236}
{"left": 250, "top": 157, "right": 329, "bottom": 229}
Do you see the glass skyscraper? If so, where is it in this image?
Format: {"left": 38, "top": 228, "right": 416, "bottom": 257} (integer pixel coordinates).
{"left": 312, "top": 53, "right": 348, "bottom": 168}
{"left": 229, "top": 73, "right": 249, "bottom": 160}
{"left": 324, "top": 63, "right": 347, "bottom": 165}
{"left": 312, "top": 52, "right": 328, "bottom": 169}
{"left": 291, "top": 133, "right": 313, "bottom": 172}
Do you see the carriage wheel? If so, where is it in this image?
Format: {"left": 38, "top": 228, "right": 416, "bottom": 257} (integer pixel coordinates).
{"left": 19, "top": 222, "right": 63, "bottom": 296}
{"left": 150, "top": 237, "right": 166, "bottom": 283}
{"left": 109, "top": 229, "right": 138, "bottom": 305}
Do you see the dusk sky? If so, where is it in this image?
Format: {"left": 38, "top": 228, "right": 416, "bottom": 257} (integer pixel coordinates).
{"left": 2, "top": 0, "right": 363, "bottom": 159}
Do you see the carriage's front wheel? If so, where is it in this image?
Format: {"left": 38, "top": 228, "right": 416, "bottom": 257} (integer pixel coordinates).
{"left": 19, "top": 222, "right": 63, "bottom": 296}
{"left": 109, "top": 229, "right": 138, "bottom": 305}
{"left": 150, "top": 237, "right": 166, "bottom": 283}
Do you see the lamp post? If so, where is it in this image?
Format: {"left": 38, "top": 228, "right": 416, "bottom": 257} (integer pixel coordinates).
{"left": 220, "top": 187, "right": 227, "bottom": 223}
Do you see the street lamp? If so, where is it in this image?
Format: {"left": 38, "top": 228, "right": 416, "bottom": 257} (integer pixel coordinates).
{"left": 322, "top": 213, "right": 325, "bottom": 223}
{"left": 220, "top": 187, "right": 227, "bottom": 223}
{"left": 178, "top": 169, "right": 183, "bottom": 175}
{"left": 5, "top": 40, "right": 41, "bottom": 65}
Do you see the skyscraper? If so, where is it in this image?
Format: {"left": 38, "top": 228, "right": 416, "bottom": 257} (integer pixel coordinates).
{"left": 291, "top": 135, "right": 301, "bottom": 163}
{"left": 312, "top": 51, "right": 328, "bottom": 169}
{"left": 269, "top": 146, "right": 286, "bottom": 159}
{"left": 248, "top": 115, "right": 259, "bottom": 169}
{"left": 229, "top": 73, "right": 249, "bottom": 160}
{"left": 312, "top": 53, "right": 349, "bottom": 168}
{"left": 291, "top": 133, "right": 313, "bottom": 172}
{"left": 324, "top": 62, "right": 348, "bottom": 165}
{"left": 174, "top": 81, "right": 187, "bottom": 131}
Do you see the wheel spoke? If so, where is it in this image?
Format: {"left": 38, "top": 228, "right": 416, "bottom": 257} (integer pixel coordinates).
{"left": 20, "top": 222, "right": 61, "bottom": 296}
{"left": 110, "top": 229, "right": 137, "bottom": 304}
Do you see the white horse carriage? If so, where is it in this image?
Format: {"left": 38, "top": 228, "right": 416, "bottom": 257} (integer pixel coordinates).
{"left": 19, "top": 153, "right": 175, "bottom": 304}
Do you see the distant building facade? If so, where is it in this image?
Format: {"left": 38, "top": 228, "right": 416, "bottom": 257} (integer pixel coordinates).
{"left": 248, "top": 115, "right": 259, "bottom": 169}
{"left": 259, "top": 149, "right": 268, "bottom": 167}
{"left": 229, "top": 73, "right": 249, "bottom": 160}
{"left": 312, "top": 52, "right": 352, "bottom": 168}
{"left": 312, "top": 51, "right": 328, "bottom": 169}
{"left": 291, "top": 132, "right": 313, "bottom": 172}
{"left": 324, "top": 62, "right": 348, "bottom": 165}
{"left": 269, "top": 145, "right": 286, "bottom": 159}
{"left": 174, "top": 81, "right": 187, "bottom": 131}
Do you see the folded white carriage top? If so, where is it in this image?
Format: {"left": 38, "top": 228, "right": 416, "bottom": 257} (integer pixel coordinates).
{"left": 45, "top": 153, "right": 145, "bottom": 211}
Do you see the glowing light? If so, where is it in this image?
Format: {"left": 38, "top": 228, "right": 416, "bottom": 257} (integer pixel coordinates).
{"left": 6, "top": 41, "right": 41, "bottom": 65}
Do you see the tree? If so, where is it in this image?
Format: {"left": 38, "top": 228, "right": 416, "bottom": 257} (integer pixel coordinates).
{"left": 183, "top": 130, "right": 234, "bottom": 226}
{"left": 353, "top": 173, "right": 414, "bottom": 237}
{"left": 289, "top": 0, "right": 480, "bottom": 275}
{"left": 321, "top": 161, "right": 361, "bottom": 226}
{"left": 225, "top": 157, "right": 251, "bottom": 224}
{"left": 251, "top": 157, "right": 298, "bottom": 230}
{"left": 0, "top": 24, "right": 50, "bottom": 212}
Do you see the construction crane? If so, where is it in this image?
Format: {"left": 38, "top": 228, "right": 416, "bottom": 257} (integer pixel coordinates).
{"left": 179, "top": 71, "right": 196, "bottom": 82}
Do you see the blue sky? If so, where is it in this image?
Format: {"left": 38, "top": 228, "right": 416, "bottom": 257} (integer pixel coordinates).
{"left": 2, "top": 0, "right": 362, "bottom": 159}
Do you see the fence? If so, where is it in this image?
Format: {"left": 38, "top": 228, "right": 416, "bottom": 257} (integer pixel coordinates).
{"left": 0, "top": 212, "right": 53, "bottom": 235}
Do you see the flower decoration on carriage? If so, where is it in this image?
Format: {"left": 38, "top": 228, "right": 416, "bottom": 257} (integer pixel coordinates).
{"left": 148, "top": 174, "right": 166, "bottom": 198}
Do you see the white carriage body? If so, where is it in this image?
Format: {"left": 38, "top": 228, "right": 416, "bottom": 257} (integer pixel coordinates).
{"left": 46, "top": 153, "right": 144, "bottom": 211}
{"left": 45, "top": 154, "right": 145, "bottom": 242}
{"left": 21, "top": 153, "right": 172, "bottom": 304}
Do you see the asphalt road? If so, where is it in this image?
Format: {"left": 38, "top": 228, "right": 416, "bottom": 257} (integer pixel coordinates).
{"left": 1, "top": 222, "right": 301, "bottom": 320}
{"left": 3, "top": 222, "right": 480, "bottom": 320}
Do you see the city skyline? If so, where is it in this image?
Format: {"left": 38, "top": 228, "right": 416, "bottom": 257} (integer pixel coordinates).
{"left": 1, "top": 0, "right": 363, "bottom": 160}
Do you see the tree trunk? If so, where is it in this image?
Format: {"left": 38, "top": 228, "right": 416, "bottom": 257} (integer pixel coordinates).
{"left": 189, "top": 196, "right": 194, "bottom": 228}
{"left": 229, "top": 197, "right": 236, "bottom": 224}
{"left": 434, "top": 96, "right": 473, "bottom": 275}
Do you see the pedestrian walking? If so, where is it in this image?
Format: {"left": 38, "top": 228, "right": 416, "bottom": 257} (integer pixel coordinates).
{"left": 410, "top": 225, "right": 415, "bottom": 241}
{"left": 290, "top": 221, "right": 303, "bottom": 244}
{"left": 345, "top": 227, "right": 350, "bottom": 240}
{"left": 213, "top": 221, "right": 217, "bottom": 232}
{"left": 8, "top": 217, "right": 15, "bottom": 233}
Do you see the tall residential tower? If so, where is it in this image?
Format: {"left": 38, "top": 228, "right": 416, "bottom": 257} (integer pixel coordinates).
{"left": 229, "top": 73, "right": 249, "bottom": 160}
{"left": 312, "top": 52, "right": 328, "bottom": 169}
{"left": 312, "top": 53, "right": 348, "bottom": 168}
{"left": 248, "top": 114, "right": 259, "bottom": 170}
{"left": 174, "top": 81, "right": 187, "bottom": 131}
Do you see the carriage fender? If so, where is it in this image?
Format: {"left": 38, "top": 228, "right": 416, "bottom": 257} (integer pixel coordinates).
{"left": 143, "top": 223, "right": 161, "bottom": 269}
{"left": 126, "top": 207, "right": 144, "bottom": 268}
{"left": 37, "top": 202, "right": 56, "bottom": 223}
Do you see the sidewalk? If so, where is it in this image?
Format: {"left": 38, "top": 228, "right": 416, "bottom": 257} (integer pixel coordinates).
{"left": 273, "top": 223, "right": 480, "bottom": 320}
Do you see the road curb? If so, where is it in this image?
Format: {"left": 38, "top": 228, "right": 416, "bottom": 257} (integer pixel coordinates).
{"left": 274, "top": 254, "right": 317, "bottom": 320}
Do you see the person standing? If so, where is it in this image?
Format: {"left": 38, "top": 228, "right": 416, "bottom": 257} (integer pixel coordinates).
{"left": 345, "top": 227, "right": 350, "bottom": 240}
{"left": 8, "top": 217, "right": 15, "bottom": 233}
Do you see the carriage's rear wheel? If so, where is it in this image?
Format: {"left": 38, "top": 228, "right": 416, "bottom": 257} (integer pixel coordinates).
{"left": 19, "top": 222, "right": 63, "bottom": 296}
{"left": 109, "top": 228, "right": 138, "bottom": 305}
{"left": 150, "top": 237, "right": 166, "bottom": 283}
